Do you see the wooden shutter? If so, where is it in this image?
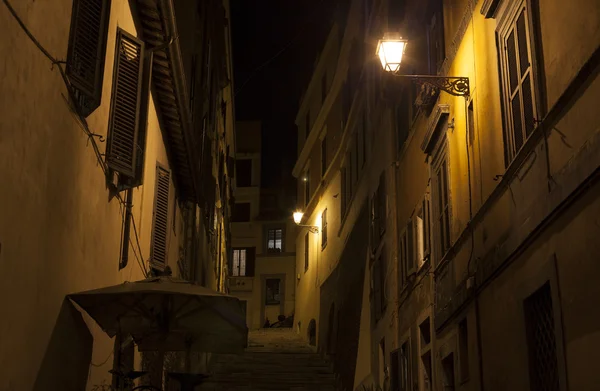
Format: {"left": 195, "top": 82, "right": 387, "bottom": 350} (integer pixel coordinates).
{"left": 106, "top": 29, "right": 145, "bottom": 178}
{"left": 245, "top": 247, "right": 256, "bottom": 277}
{"left": 340, "top": 167, "right": 347, "bottom": 215}
{"left": 151, "top": 165, "right": 171, "bottom": 267}
{"left": 66, "top": 0, "right": 111, "bottom": 116}
{"left": 423, "top": 193, "right": 431, "bottom": 260}
{"left": 407, "top": 221, "right": 416, "bottom": 275}
{"left": 378, "top": 172, "right": 387, "bottom": 237}
{"left": 373, "top": 260, "right": 382, "bottom": 321}
{"left": 129, "top": 52, "right": 153, "bottom": 187}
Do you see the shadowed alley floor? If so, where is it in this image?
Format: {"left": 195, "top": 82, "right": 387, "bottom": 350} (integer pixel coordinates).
{"left": 198, "top": 329, "right": 336, "bottom": 390}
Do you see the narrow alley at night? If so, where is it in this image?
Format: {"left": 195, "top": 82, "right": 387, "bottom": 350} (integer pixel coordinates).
{"left": 1, "top": 0, "right": 600, "bottom": 390}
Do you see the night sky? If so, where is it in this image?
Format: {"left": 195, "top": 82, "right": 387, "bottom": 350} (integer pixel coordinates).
{"left": 230, "top": 0, "right": 337, "bottom": 188}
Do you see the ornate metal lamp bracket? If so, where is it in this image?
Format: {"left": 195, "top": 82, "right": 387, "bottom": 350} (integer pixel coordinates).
{"left": 393, "top": 74, "right": 471, "bottom": 98}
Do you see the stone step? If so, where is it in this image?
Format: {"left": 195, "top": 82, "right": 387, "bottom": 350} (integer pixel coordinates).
{"left": 198, "top": 385, "right": 336, "bottom": 391}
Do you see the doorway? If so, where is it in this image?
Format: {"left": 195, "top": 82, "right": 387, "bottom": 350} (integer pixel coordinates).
{"left": 260, "top": 274, "right": 285, "bottom": 327}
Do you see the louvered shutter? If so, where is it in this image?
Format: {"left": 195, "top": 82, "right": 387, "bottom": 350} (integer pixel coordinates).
{"left": 407, "top": 221, "right": 416, "bottom": 275}
{"left": 66, "top": 0, "right": 111, "bottom": 116}
{"left": 151, "top": 165, "right": 171, "bottom": 267}
{"left": 106, "top": 29, "right": 145, "bottom": 178}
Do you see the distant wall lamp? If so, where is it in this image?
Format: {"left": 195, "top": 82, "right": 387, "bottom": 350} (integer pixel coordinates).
{"left": 293, "top": 211, "right": 319, "bottom": 234}
{"left": 376, "top": 34, "right": 470, "bottom": 98}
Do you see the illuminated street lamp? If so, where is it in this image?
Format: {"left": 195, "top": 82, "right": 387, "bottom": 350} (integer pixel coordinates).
{"left": 376, "top": 33, "right": 470, "bottom": 98}
{"left": 292, "top": 210, "right": 319, "bottom": 234}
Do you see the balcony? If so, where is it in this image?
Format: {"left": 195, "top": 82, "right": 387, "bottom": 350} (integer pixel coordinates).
{"left": 228, "top": 276, "right": 254, "bottom": 292}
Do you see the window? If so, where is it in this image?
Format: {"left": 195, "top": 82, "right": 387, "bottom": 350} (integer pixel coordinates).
{"left": 372, "top": 172, "right": 387, "bottom": 250}
{"left": 432, "top": 143, "right": 451, "bottom": 261}
{"left": 459, "top": 318, "right": 470, "bottom": 383}
{"left": 151, "top": 164, "right": 171, "bottom": 267}
{"left": 236, "top": 159, "right": 252, "bottom": 187}
{"left": 418, "top": 317, "right": 433, "bottom": 391}
{"left": 304, "top": 233, "right": 309, "bottom": 272}
{"left": 372, "top": 249, "right": 387, "bottom": 323}
{"left": 361, "top": 113, "right": 367, "bottom": 168}
{"left": 321, "top": 136, "right": 327, "bottom": 177}
{"left": 266, "top": 228, "right": 284, "bottom": 253}
{"left": 265, "top": 278, "right": 281, "bottom": 305}
{"left": 231, "top": 248, "right": 247, "bottom": 276}
{"left": 441, "top": 353, "right": 456, "bottom": 391}
{"left": 399, "top": 224, "right": 415, "bottom": 286}
{"left": 305, "top": 111, "right": 311, "bottom": 138}
{"left": 321, "top": 209, "right": 328, "bottom": 249}
{"left": 341, "top": 167, "right": 347, "bottom": 217}
{"left": 354, "top": 134, "right": 360, "bottom": 179}
{"left": 396, "top": 95, "right": 410, "bottom": 151}
{"left": 427, "top": 0, "right": 445, "bottom": 74}
{"left": 232, "top": 202, "right": 251, "bottom": 222}
{"left": 467, "top": 100, "right": 475, "bottom": 146}
{"left": 304, "top": 169, "right": 310, "bottom": 207}
{"left": 66, "top": 0, "right": 111, "bottom": 117}
{"left": 498, "top": 1, "right": 539, "bottom": 164}
{"left": 379, "top": 339, "right": 387, "bottom": 387}
{"left": 414, "top": 194, "right": 431, "bottom": 269}
{"left": 399, "top": 340, "right": 411, "bottom": 391}
{"left": 524, "top": 282, "right": 560, "bottom": 391}
{"left": 371, "top": 258, "right": 382, "bottom": 322}
{"left": 321, "top": 72, "right": 328, "bottom": 102}
{"left": 106, "top": 29, "right": 146, "bottom": 179}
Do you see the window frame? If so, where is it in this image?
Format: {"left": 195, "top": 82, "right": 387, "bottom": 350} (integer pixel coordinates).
{"left": 265, "top": 226, "right": 285, "bottom": 253}
{"left": 304, "top": 168, "right": 310, "bottom": 207}
{"left": 413, "top": 192, "right": 432, "bottom": 270}
{"left": 417, "top": 314, "right": 434, "bottom": 391}
{"left": 430, "top": 136, "right": 451, "bottom": 265}
{"left": 497, "top": 0, "right": 544, "bottom": 166}
{"left": 304, "top": 232, "right": 309, "bottom": 272}
{"left": 321, "top": 208, "right": 328, "bottom": 250}
{"left": 231, "top": 248, "right": 248, "bottom": 276}
{"left": 321, "top": 133, "right": 327, "bottom": 178}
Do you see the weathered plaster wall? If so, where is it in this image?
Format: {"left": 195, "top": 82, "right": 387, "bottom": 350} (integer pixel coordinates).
{"left": 0, "top": 1, "right": 185, "bottom": 389}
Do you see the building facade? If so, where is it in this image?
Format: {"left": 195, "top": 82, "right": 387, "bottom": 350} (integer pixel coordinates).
{"left": 296, "top": 0, "right": 600, "bottom": 390}
{"left": 0, "top": 0, "right": 235, "bottom": 389}
{"left": 230, "top": 120, "right": 297, "bottom": 330}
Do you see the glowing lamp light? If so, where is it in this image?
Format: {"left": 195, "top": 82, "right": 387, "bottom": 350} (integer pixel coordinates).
{"left": 293, "top": 211, "right": 304, "bottom": 225}
{"left": 376, "top": 35, "right": 408, "bottom": 73}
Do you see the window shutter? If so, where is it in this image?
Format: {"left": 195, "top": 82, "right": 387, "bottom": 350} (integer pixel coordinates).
{"left": 246, "top": 247, "right": 256, "bottom": 277}
{"left": 423, "top": 193, "right": 431, "bottom": 259}
{"left": 106, "top": 29, "right": 145, "bottom": 178}
{"left": 373, "top": 260, "right": 382, "bottom": 321}
{"left": 129, "top": 52, "right": 153, "bottom": 187}
{"left": 407, "top": 221, "right": 416, "bottom": 274}
{"left": 378, "top": 172, "right": 387, "bottom": 237}
{"left": 151, "top": 165, "right": 171, "bottom": 267}
{"left": 66, "top": 0, "right": 111, "bottom": 116}
{"left": 340, "top": 167, "right": 347, "bottom": 215}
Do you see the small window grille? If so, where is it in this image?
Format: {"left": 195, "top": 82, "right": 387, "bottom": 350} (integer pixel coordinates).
{"left": 524, "top": 282, "right": 560, "bottom": 391}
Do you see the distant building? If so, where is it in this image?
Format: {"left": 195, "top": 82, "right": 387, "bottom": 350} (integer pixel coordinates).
{"left": 229, "top": 120, "right": 297, "bottom": 330}
{"left": 295, "top": 0, "right": 600, "bottom": 390}
{"left": 0, "top": 0, "right": 235, "bottom": 389}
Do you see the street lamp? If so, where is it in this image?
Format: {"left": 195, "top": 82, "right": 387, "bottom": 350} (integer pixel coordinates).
{"left": 292, "top": 210, "right": 319, "bottom": 234}
{"left": 376, "top": 34, "right": 470, "bottom": 98}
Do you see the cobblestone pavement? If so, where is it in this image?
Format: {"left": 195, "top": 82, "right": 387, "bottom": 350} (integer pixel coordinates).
{"left": 198, "top": 329, "right": 336, "bottom": 391}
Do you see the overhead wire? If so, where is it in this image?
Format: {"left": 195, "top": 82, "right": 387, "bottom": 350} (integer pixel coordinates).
{"left": 3, "top": 0, "right": 148, "bottom": 277}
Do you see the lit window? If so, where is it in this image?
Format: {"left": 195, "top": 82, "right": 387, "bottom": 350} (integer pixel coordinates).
{"left": 267, "top": 228, "right": 283, "bottom": 253}
{"left": 232, "top": 248, "right": 247, "bottom": 276}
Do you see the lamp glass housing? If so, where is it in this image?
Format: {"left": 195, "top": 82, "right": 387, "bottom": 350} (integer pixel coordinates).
{"left": 376, "top": 37, "right": 407, "bottom": 73}
{"left": 293, "top": 211, "right": 303, "bottom": 225}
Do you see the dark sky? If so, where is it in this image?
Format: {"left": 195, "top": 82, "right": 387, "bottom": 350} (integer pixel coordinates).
{"left": 230, "top": 0, "right": 337, "bottom": 187}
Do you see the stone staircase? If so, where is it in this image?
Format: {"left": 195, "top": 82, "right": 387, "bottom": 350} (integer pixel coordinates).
{"left": 197, "top": 329, "right": 336, "bottom": 390}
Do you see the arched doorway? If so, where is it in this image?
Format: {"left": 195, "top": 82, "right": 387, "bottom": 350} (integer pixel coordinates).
{"left": 307, "top": 319, "right": 317, "bottom": 346}
{"left": 326, "top": 303, "right": 335, "bottom": 354}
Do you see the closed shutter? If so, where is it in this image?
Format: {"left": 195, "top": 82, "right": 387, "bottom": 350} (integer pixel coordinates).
{"left": 407, "top": 221, "right": 415, "bottom": 274}
{"left": 378, "top": 172, "right": 387, "bottom": 237}
{"left": 106, "top": 29, "right": 145, "bottom": 178}
{"left": 66, "top": 0, "right": 111, "bottom": 116}
{"left": 245, "top": 247, "right": 256, "bottom": 277}
{"left": 151, "top": 165, "right": 171, "bottom": 267}
{"left": 373, "top": 260, "right": 382, "bottom": 321}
